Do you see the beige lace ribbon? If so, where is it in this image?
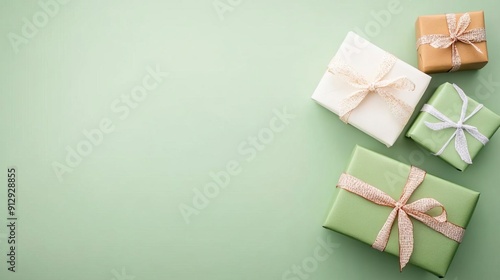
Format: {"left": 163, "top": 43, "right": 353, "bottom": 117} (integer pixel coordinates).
{"left": 328, "top": 54, "right": 415, "bottom": 124}
{"left": 337, "top": 166, "right": 465, "bottom": 271}
{"left": 416, "top": 13, "right": 486, "bottom": 72}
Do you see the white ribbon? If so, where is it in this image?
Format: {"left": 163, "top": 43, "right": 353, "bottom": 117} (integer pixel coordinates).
{"left": 421, "top": 84, "right": 488, "bottom": 164}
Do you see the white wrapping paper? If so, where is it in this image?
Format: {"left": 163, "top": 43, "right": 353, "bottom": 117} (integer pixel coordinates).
{"left": 312, "top": 32, "right": 431, "bottom": 147}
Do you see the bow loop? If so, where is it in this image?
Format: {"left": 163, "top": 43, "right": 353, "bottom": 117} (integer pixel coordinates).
{"left": 405, "top": 198, "right": 447, "bottom": 223}
{"left": 429, "top": 35, "right": 455, "bottom": 49}
{"left": 337, "top": 166, "right": 465, "bottom": 270}
{"left": 328, "top": 53, "right": 415, "bottom": 124}
{"left": 454, "top": 13, "right": 471, "bottom": 37}
{"left": 395, "top": 166, "right": 425, "bottom": 206}
{"left": 423, "top": 121, "right": 457, "bottom": 131}
{"left": 378, "top": 76, "right": 416, "bottom": 91}
{"left": 328, "top": 61, "right": 369, "bottom": 89}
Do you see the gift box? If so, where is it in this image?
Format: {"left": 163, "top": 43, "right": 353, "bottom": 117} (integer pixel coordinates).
{"left": 323, "top": 145, "right": 479, "bottom": 277}
{"left": 312, "top": 32, "right": 431, "bottom": 147}
{"left": 407, "top": 83, "right": 500, "bottom": 171}
{"left": 416, "top": 11, "right": 488, "bottom": 73}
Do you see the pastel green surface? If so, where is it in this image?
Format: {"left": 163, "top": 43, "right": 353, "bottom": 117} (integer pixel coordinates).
{"left": 407, "top": 83, "right": 500, "bottom": 171}
{"left": 323, "top": 146, "right": 480, "bottom": 277}
{"left": 2, "top": 1, "right": 500, "bottom": 280}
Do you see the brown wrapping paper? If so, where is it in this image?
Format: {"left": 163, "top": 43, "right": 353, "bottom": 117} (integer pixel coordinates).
{"left": 416, "top": 11, "right": 488, "bottom": 73}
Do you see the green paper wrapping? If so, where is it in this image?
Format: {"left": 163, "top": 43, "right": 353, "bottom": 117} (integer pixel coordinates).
{"left": 323, "top": 146, "right": 479, "bottom": 277}
{"left": 407, "top": 82, "right": 500, "bottom": 171}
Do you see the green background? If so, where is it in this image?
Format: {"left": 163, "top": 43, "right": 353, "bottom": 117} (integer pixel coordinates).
{"left": 0, "top": 0, "right": 499, "bottom": 279}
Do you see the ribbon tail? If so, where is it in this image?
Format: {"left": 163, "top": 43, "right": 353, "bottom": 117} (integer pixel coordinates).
{"left": 390, "top": 99, "right": 413, "bottom": 125}
{"left": 373, "top": 207, "right": 398, "bottom": 252}
{"left": 455, "top": 13, "right": 471, "bottom": 36}
{"left": 465, "top": 126, "right": 489, "bottom": 146}
{"left": 461, "top": 40, "right": 482, "bottom": 54}
{"left": 378, "top": 89, "right": 413, "bottom": 125}
{"left": 398, "top": 210, "right": 414, "bottom": 271}
{"left": 338, "top": 90, "right": 369, "bottom": 123}
{"left": 408, "top": 211, "right": 465, "bottom": 243}
{"left": 460, "top": 28, "right": 487, "bottom": 50}
{"left": 455, "top": 129, "right": 472, "bottom": 164}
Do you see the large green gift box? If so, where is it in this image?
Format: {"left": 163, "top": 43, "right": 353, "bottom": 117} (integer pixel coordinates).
{"left": 407, "top": 82, "right": 500, "bottom": 171}
{"left": 323, "top": 146, "right": 479, "bottom": 277}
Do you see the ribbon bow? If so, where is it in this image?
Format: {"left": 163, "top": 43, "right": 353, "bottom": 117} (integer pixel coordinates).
{"left": 328, "top": 54, "right": 415, "bottom": 124}
{"left": 337, "top": 166, "right": 465, "bottom": 271}
{"left": 416, "top": 13, "right": 486, "bottom": 72}
{"left": 421, "top": 84, "right": 488, "bottom": 164}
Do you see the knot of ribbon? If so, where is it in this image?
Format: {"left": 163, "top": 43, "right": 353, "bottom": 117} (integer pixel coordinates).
{"left": 416, "top": 13, "right": 486, "bottom": 72}
{"left": 337, "top": 166, "right": 465, "bottom": 271}
{"left": 421, "top": 84, "right": 488, "bottom": 164}
{"left": 328, "top": 54, "right": 415, "bottom": 124}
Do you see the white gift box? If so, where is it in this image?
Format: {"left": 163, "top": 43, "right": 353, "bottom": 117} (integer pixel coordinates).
{"left": 311, "top": 32, "right": 431, "bottom": 147}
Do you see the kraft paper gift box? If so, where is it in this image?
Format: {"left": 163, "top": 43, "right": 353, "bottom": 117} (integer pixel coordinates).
{"left": 312, "top": 32, "right": 431, "bottom": 147}
{"left": 407, "top": 83, "right": 500, "bottom": 171}
{"left": 323, "top": 146, "right": 479, "bottom": 277}
{"left": 416, "top": 11, "right": 488, "bottom": 73}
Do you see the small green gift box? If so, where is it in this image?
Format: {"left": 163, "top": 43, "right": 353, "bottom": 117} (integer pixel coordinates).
{"left": 407, "top": 82, "right": 500, "bottom": 171}
{"left": 323, "top": 146, "right": 479, "bottom": 277}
